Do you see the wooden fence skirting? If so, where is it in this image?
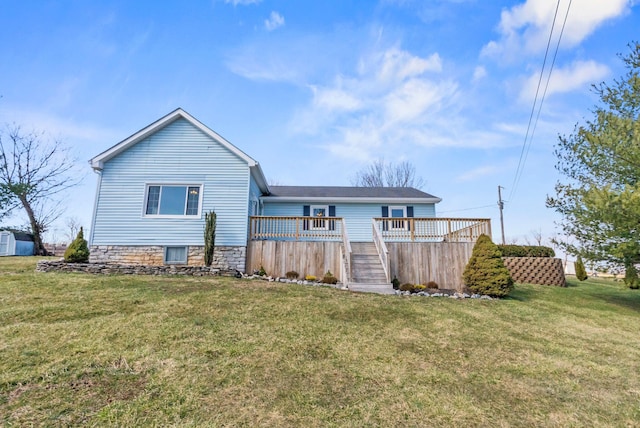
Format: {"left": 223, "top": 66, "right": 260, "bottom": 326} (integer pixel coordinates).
{"left": 247, "top": 241, "right": 342, "bottom": 280}
{"left": 386, "top": 242, "right": 475, "bottom": 292}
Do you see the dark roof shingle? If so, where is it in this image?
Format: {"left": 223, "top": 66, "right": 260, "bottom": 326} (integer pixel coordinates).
{"left": 266, "top": 186, "right": 439, "bottom": 200}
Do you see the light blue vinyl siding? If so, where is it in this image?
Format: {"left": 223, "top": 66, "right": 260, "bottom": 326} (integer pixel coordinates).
{"left": 92, "top": 118, "right": 251, "bottom": 247}
{"left": 262, "top": 202, "right": 436, "bottom": 241}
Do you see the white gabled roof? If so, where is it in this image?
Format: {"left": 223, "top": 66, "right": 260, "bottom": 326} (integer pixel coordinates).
{"left": 89, "top": 108, "right": 269, "bottom": 192}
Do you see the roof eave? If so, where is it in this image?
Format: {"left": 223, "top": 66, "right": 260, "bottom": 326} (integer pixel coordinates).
{"left": 260, "top": 196, "right": 442, "bottom": 204}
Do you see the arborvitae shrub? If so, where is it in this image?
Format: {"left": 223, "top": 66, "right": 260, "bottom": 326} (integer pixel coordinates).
{"left": 64, "top": 227, "right": 90, "bottom": 263}
{"left": 624, "top": 264, "right": 639, "bottom": 289}
{"left": 204, "top": 211, "right": 216, "bottom": 267}
{"left": 463, "top": 234, "right": 514, "bottom": 297}
{"left": 575, "top": 256, "right": 588, "bottom": 281}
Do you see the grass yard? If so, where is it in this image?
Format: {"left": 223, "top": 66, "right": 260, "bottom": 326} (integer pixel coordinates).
{"left": 1, "top": 257, "right": 639, "bottom": 427}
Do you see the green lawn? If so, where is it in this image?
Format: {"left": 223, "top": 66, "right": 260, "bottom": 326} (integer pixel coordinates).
{"left": 1, "top": 257, "right": 639, "bottom": 427}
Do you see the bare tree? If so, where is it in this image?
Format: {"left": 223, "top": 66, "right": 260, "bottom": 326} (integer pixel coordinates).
{"left": 64, "top": 216, "right": 82, "bottom": 243}
{"left": 0, "top": 125, "right": 82, "bottom": 255}
{"left": 350, "top": 159, "right": 426, "bottom": 188}
{"left": 530, "top": 228, "right": 543, "bottom": 246}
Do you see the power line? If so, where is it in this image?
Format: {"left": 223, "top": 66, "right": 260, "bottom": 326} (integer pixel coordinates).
{"left": 508, "top": 0, "right": 570, "bottom": 203}
{"left": 512, "top": 0, "right": 573, "bottom": 200}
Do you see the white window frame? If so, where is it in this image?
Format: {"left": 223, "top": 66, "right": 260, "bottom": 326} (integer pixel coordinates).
{"left": 164, "top": 246, "right": 188, "bottom": 264}
{"left": 389, "top": 206, "right": 407, "bottom": 230}
{"left": 310, "top": 205, "right": 329, "bottom": 230}
{"left": 143, "top": 184, "right": 203, "bottom": 218}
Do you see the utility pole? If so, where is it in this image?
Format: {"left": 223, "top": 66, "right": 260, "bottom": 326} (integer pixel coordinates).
{"left": 498, "top": 185, "right": 505, "bottom": 245}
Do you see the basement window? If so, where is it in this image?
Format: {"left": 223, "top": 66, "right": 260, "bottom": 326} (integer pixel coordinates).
{"left": 164, "top": 246, "right": 188, "bottom": 264}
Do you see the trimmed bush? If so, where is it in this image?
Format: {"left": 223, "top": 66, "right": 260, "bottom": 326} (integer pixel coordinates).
{"left": 399, "top": 283, "right": 414, "bottom": 292}
{"left": 285, "top": 271, "right": 299, "bottom": 279}
{"left": 463, "top": 234, "right": 514, "bottom": 298}
{"left": 322, "top": 270, "right": 338, "bottom": 284}
{"left": 426, "top": 281, "right": 438, "bottom": 289}
{"left": 497, "top": 245, "right": 555, "bottom": 258}
{"left": 305, "top": 275, "right": 316, "bottom": 281}
{"left": 575, "top": 256, "right": 588, "bottom": 281}
{"left": 64, "top": 227, "right": 90, "bottom": 263}
{"left": 413, "top": 284, "right": 426, "bottom": 292}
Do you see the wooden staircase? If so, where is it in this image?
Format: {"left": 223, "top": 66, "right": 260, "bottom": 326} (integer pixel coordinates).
{"left": 348, "top": 242, "right": 394, "bottom": 294}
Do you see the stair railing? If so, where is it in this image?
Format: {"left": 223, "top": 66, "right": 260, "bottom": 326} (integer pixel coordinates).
{"left": 371, "top": 219, "right": 390, "bottom": 283}
{"left": 340, "top": 224, "right": 352, "bottom": 287}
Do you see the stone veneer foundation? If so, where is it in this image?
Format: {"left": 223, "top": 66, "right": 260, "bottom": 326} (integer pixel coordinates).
{"left": 89, "top": 245, "right": 246, "bottom": 272}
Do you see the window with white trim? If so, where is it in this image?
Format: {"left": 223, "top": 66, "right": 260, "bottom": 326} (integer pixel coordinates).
{"left": 144, "top": 185, "right": 202, "bottom": 217}
{"left": 164, "top": 246, "right": 188, "bottom": 264}
{"left": 389, "top": 206, "right": 407, "bottom": 230}
{"left": 311, "top": 205, "right": 329, "bottom": 229}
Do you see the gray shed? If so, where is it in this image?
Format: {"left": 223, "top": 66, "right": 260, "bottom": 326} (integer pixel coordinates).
{"left": 0, "top": 230, "right": 35, "bottom": 256}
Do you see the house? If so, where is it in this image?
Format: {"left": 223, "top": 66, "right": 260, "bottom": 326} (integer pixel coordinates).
{"left": 0, "top": 230, "right": 35, "bottom": 256}
{"left": 89, "top": 108, "right": 490, "bottom": 290}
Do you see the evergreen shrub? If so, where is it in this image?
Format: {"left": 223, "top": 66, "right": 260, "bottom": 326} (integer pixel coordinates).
{"left": 497, "top": 245, "right": 555, "bottom": 257}
{"left": 391, "top": 276, "right": 400, "bottom": 290}
{"left": 463, "top": 234, "right": 514, "bottom": 297}
{"left": 575, "top": 256, "right": 588, "bottom": 281}
{"left": 64, "top": 227, "right": 90, "bottom": 263}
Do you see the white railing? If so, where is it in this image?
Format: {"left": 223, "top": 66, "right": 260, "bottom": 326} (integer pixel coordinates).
{"left": 250, "top": 216, "right": 344, "bottom": 241}
{"left": 372, "top": 219, "right": 390, "bottom": 283}
{"left": 373, "top": 217, "right": 491, "bottom": 242}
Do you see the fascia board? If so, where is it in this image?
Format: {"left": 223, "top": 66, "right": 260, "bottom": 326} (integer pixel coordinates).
{"left": 260, "top": 196, "right": 442, "bottom": 204}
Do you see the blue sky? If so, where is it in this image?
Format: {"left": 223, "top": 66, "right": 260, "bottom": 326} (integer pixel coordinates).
{"left": 1, "top": 0, "right": 638, "bottom": 246}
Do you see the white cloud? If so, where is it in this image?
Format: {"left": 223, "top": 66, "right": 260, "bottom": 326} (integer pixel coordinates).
{"left": 286, "top": 46, "right": 520, "bottom": 161}
{"left": 519, "top": 60, "right": 609, "bottom": 102}
{"left": 312, "top": 86, "right": 362, "bottom": 112}
{"left": 482, "top": 0, "right": 632, "bottom": 61}
{"left": 472, "top": 66, "right": 487, "bottom": 82}
{"left": 376, "top": 48, "right": 442, "bottom": 82}
{"left": 265, "top": 11, "right": 285, "bottom": 31}
{"left": 224, "top": 0, "right": 261, "bottom": 5}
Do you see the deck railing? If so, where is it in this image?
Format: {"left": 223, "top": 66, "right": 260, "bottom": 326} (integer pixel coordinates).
{"left": 340, "top": 225, "right": 352, "bottom": 286}
{"left": 373, "top": 217, "right": 491, "bottom": 242}
{"left": 249, "top": 216, "right": 344, "bottom": 241}
{"left": 372, "top": 219, "right": 390, "bottom": 283}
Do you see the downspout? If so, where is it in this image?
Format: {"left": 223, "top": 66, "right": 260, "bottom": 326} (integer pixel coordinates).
{"left": 89, "top": 168, "right": 103, "bottom": 247}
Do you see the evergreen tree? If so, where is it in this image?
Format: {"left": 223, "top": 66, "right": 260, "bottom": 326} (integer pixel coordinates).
{"left": 547, "top": 43, "right": 640, "bottom": 286}
{"left": 64, "top": 227, "right": 89, "bottom": 263}
{"left": 463, "top": 234, "right": 514, "bottom": 297}
{"left": 575, "top": 255, "right": 588, "bottom": 281}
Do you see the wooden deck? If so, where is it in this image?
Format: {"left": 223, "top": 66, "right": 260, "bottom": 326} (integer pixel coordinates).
{"left": 250, "top": 216, "right": 344, "bottom": 241}
{"left": 373, "top": 217, "right": 491, "bottom": 242}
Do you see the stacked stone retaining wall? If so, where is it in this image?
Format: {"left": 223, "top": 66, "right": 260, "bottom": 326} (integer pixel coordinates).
{"left": 89, "top": 245, "right": 246, "bottom": 272}
{"left": 503, "top": 257, "right": 566, "bottom": 286}
{"left": 36, "top": 260, "right": 238, "bottom": 276}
